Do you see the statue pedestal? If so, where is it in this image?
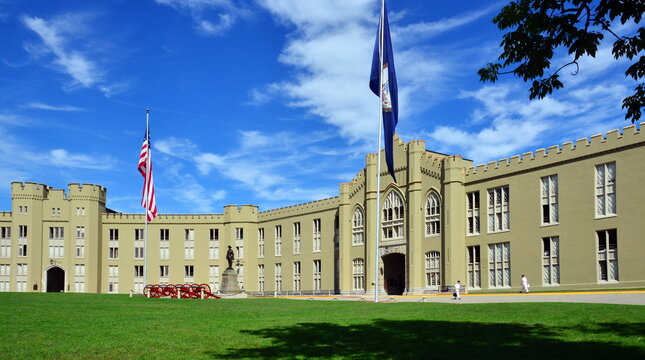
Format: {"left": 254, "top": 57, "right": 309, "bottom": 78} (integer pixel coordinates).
{"left": 220, "top": 267, "right": 241, "bottom": 294}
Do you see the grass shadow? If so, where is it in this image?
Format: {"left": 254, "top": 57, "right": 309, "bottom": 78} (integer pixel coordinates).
{"left": 206, "top": 319, "right": 645, "bottom": 359}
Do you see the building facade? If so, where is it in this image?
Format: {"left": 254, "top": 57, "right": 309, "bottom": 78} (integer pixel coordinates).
{"left": 1, "top": 123, "right": 644, "bottom": 295}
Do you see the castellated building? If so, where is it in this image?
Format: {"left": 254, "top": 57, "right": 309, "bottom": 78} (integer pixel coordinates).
{"left": 1, "top": 124, "right": 644, "bottom": 295}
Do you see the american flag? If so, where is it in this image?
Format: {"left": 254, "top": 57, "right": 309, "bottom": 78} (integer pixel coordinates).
{"left": 138, "top": 121, "right": 158, "bottom": 221}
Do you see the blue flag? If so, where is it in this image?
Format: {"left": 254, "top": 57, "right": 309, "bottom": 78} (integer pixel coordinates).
{"left": 369, "top": 2, "right": 398, "bottom": 182}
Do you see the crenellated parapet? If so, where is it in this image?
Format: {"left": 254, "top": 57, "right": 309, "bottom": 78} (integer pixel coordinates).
{"left": 0, "top": 211, "right": 12, "bottom": 219}
{"left": 258, "top": 196, "right": 340, "bottom": 221}
{"left": 68, "top": 183, "right": 107, "bottom": 203}
{"left": 465, "top": 123, "right": 644, "bottom": 182}
{"left": 11, "top": 182, "right": 49, "bottom": 201}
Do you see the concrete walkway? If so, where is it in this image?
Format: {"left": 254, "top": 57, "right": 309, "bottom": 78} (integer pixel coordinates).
{"left": 282, "top": 290, "right": 645, "bottom": 305}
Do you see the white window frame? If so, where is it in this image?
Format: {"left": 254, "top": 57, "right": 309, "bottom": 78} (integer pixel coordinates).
{"left": 313, "top": 219, "right": 321, "bottom": 252}
{"left": 467, "top": 246, "right": 481, "bottom": 289}
{"left": 466, "top": 192, "right": 480, "bottom": 235}
{"left": 595, "top": 162, "right": 616, "bottom": 217}
{"left": 275, "top": 263, "right": 282, "bottom": 292}
{"left": 488, "top": 242, "right": 511, "bottom": 288}
{"left": 597, "top": 229, "right": 618, "bottom": 282}
{"left": 352, "top": 208, "right": 364, "bottom": 246}
{"left": 487, "top": 186, "right": 510, "bottom": 233}
{"left": 382, "top": 192, "right": 404, "bottom": 240}
{"left": 293, "top": 261, "right": 301, "bottom": 292}
{"left": 352, "top": 258, "right": 364, "bottom": 291}
{"left": 425, "top": 193, "right": 441, "bottom": 237}
{"left": 542, "top": 236, "right": 560, "bottom": 285}
{"left": 257, "top": 228, "right": 265, "bottom": 258}
{"left": 425, "top": 251, "right": 440, "bottom": 289}
{"left": 275, "top": 225, "right": 282, "bottom": 257}
{"left": 293, "top": 222, "right": 301, "bottom": 254}
{"left": 541, "top": 175, "right": 559, "bottom": 225}
{"left": 313, "top": 260, "right": 322, "bottom": 291}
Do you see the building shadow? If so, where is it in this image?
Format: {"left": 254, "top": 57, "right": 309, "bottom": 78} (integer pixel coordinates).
{"left": 205, "top": 319, "right": 645, "bottom": 359}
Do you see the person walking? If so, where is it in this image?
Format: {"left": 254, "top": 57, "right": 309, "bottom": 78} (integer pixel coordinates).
{"left": 453, "top": 280, "right": 462, "bottom": 300}
{"left": 520, "top": 274, "right": 530, "bottom": 293}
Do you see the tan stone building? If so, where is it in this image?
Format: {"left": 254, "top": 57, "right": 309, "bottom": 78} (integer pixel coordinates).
{"left": 1, "top": 123, "right": 644, "bottom": 295}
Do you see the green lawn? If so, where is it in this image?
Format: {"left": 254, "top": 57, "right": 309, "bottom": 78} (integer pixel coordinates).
{"left": 1, "top": 293, "right": 643, "bottom": 359}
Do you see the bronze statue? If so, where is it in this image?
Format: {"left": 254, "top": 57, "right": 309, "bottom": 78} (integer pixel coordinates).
{"left": 226, "top": 245, "right": 235, "bottom": 269}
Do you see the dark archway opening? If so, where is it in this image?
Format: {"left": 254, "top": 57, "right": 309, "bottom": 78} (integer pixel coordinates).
{"left": 47, "top": 267, "right": 65, "bottom": 292}
{"left": 382, "top": 253, "right": 405, "bottom": 295}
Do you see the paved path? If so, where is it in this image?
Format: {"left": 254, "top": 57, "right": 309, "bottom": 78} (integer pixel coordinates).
{"left": 282, "top": 290, "right": 645, "bottom": 305}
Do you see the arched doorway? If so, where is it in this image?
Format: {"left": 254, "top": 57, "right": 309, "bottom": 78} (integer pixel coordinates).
{"left": 382, "top": 253, "right": 405, "bottom": 295}
{"left": 46, "top": 267, "right": 65, "bottom": 292}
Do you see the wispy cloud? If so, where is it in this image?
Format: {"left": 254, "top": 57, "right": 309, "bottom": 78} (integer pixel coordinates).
{"left": 154, "top": 0, "right": 251, "bottom": 35}
{"left": 48, "top": 149, "right": 116, "bottom": 170}
{"left": 23, "top": 102, "right": 84, "bottom": 111}
{"left": 20, "top": 12, "right": 125, "bottom": 96}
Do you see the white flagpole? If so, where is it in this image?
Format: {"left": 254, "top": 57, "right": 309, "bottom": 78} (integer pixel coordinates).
{"left": 374, "top": 0, "right": 385, "bottom": 303}
{"left": 143, "top": 108, "right": 150, "bottom": 292}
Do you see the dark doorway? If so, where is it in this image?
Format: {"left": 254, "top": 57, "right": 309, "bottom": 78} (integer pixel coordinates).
{"left": 47, "top": 267, "right": 65, "bottom": 292}
{"left": 382, "top": 253, "right": 405, "bottom": 295}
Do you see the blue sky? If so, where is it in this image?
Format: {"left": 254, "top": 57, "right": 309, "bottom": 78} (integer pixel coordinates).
{"left": 0, "top": 0, "right": 639, "bottom": 214}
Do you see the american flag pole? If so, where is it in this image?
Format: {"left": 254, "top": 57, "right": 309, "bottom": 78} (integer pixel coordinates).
{"left": 374, "top": 0, "right": 385, "bottom": 303}
{"left": 143, "top": 109, "right": 150, "bottom": 291}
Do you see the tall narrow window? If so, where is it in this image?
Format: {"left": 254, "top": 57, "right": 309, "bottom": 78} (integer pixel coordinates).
{"left": 293, "top": 261, "right": 301, "bottom": 292}
{"left": 313, "top": 260, "right": 322, "bottom": 291}
{"left": 382, "top": 192, "right": 404, "bottom": 240}
{"left": 160, "top": 265, "right": 169, "bottom": 284}
{"left": 313, "top": 219, "right": 321, "bottom": 252}
{"left": 258, "top": 264, "right": 265, "bottom": 293}
{"left": 49, "top": 227, "right": 64, "bottom": 258}
{"left": 16, "top": 263, "right": 27, "bottom": 292}
{"left": 235, "top": 227, "right": 244, "bottom": 258}
{"left": 134, "top": 229, "right": 144, "bottom": 259}
{"left": 275, "top": 225, "right": 282, "bottom": 256}
{"left": 541, "top": 175, "right": 559, "bottom": 224}
{"left": 425, "top": 193, "right": 441, "bottom": 236}
{"left": 108, "top": 265, "right": 119, "bottom": 293}
{"left": 595, "top": 162, "right": 616, "bottom": 217}
{"left": 488, "top": 186, "right": 510, "bottom": 232}
{"left": 293, "top": 222, "right": 301, "bottom": 254}
{"left": 184, "top": 229, "right": 195, "bottom": 260}
{"left": 0, "top": 264, "right": 10, "bottom": 292}
{"left": 0, "top": 227, "right": 11, "bottom": 258}
{"left": 467, "top": 192, "right": 480, "bottom": 235}
{"left": 236, "top": 264, "right": 244, "bottom": 290}
{"left": 209, "top": 229, "right": 219, "bottom": 260}
{"left": 352, "top": 208, "right": 364, "bottom": 245}
{"left": 18, "top": 225, "right": 27, "bottom": 257}
{"left": 184, "top": 265, "right": 194, "bottom": 284}
{"left": 425, "top": 251, "right": 440, "bottom": 289}
{"left": 597, "top": 229, "right": 618, "bottom": 281}
{"left": 275, "top": 263, "right": 282, "bottom": 292}
{"left": 542, "top": 237, "right": 560, "bottom": 285}
{"left": 133, "top": 265, "right": 144, "bottom": 293}
{"left": 76, "top": 226, "right": 85, "bottom": 258}
{"left": 488, "top": 242, "right": 511, "bottom": 287}
{"left": 257, "top": 228, "right": 265, "bottom": 258}
{"left": 353, "top": 259, "right": 365, "bottom": 291}
{"left": 209, "top": 265, "right": 219, "bottom": 291}
{"left": 160, "top": 229, "right": 169, "bottom": 260}
{"left": 74, "top": 264, "right": 86, "bottom": 293}
{"left": 467, "top": 246, "right": 481, "bottom": 289}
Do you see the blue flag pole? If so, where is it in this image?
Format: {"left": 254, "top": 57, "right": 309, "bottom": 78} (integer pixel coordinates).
{"left": 374, "top": 0, "right": 385, "bottom": 303}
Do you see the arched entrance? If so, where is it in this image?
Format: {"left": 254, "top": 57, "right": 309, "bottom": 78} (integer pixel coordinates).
{"left": 46, "top": 267, "right": 65, "bottom": 292}
{"left": 382, "top": 253, "right": 405, "bottom": 295}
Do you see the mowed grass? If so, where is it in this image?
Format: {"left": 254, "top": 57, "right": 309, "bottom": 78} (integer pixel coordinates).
{"left": 1, "top": 293, "right": 644, "bottom": 360}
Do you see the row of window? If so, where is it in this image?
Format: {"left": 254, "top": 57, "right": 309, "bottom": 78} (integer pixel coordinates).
{"left": 258, "top": 260, "right": 323, "bottom": 292}
{"left": 13, "top": 206, "right": 86, "bottom": 217}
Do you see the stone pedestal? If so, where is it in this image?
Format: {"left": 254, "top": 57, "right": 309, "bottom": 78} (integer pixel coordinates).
{"left": 220, "top": 267, "right": 241, "bottom": 294}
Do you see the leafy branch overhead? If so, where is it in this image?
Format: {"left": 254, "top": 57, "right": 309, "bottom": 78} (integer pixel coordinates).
{"left": 478, "top": 0, "right": 644, "bottom": 122}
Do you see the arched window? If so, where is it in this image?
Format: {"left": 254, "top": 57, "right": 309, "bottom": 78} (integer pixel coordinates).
{"left": 382, "top": 192, "right": 404, "bottom": 240}
{"left": 425, "top": 193, "right": 441, "bottom": 236}
{"left": 352, "top": 207, "right": 364, "bottom": 245}
{"left": 353, "top": 258, "right": 365, "bottom": 290}
{"left": 425, "top": 251, "right": 440, "bottom": 288}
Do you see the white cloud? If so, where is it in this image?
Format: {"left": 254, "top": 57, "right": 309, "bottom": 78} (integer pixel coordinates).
{"left": 48, "top": 149, "right": 115, "bottom": 170}
{"left": 154, "top": 0, "right": 250, "bottom": 35}
{"left": 23, "top": 102, "right": 84, "bottom": 111}
{"left": 20, "top": 12, "right": 123, "bottom": 96}
{"left": 163, "top": 164, "right": 227, "bottom": 212}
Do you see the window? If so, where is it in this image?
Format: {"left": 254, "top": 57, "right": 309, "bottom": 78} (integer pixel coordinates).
{"left": 16, "top": 263, "right": 27, "bottom": 292}
{"left": 425, "top": 251, "right": 440, "bottom": 289}
{"left": 108, "top": 265, "right": 119, "bottom": 293}
{"left": 109, "top": 229, "right": 119, "bottom": 241}
{"left": 275, "top": 263, "right": 282, "bottom": 292}
{"left": 258, "top": 264, "right": 265, "bottom": 293}
{"left": 596, "top": 162, "right": 616, "bottom": 217}
{"left": 353, "top": 259, "right": 365, "bottom": 291}
{"left": 76, "top": 207, "right": 85, "bottom": 216}
{"left": 488, "top": 186, "right": 510, "bottom": 232}
{"left": 293, "top": 261, "right": 301, "bottom": 292}
{"left": 209, "top": 229, "right": 219, "bottom": 260}
{"left": 352, "top": 208, "right": 364, "bottom": 245}
{"left": 257, "top": 228, "right": 265, "bottom": 258}
{"left": 49, "top": 227, "right": 64, "bottom": 258}
{"left": 597, "top": 229, "right": 618, "bottom": 282}
{"left": 74, "top": 264, "right": 85, "bottom": 293}
{"left": 134, "top": 246, "right": 144, "bottom": 259}
{"left": 184, "top": 265, "right": 194, "bottom": 283}
{"left": 160, "top": 265, "right": 169, "bottom": 282}
{"left": 51, "top": 208, "right": 61, "bottom": 217}
{"left": 488, "top": 242, "right": 511, "bottom": 288}
{"left": 542, "top": 237, "right": 560, "bottom": 285}
{"left": 134, "top": 265, "right": 144, "bottom": 293}
{"left": 134, "top": 228, "right": 144, "bottom": 260}
{"left": 18, "top": 226, "right": 27, "bottom": 257}
{"left": 235, "top": 228, "right": 244, "bottom": 259}
{"left": 0, "top": 264, "right": 10, "bottom": 292}
{"left": 209, "top": 265, "right": 219, "bottom": 291}
{"left": 313, "top": 219, "right": 321, "bottom": 252}
{"left": 467, "top": 246, "right": 481, "bottom": 289}
{"left": 109, "top": 247, "right": 119, "bottom": 259}
{"left": 382, "top": 192, "right": 404, "bottom": 240}
{"left": 541, "top": 175, "right": 559, "bottom": 224}
{"left": 135, "top": 229, "right": 144, "bottom": 241}
{"left": 313, "top": 260, "right": 322, "bottom": 291}
{"left": 293, "top": 222, "right": 301, "bottom": 254}
{"left": 425, "top": 193, "right": 441, "bottom": 236}
{"left": 19, "top": 225, "right": 27, "bottom": 238}
{"left": 0, "top": 227, "right": 10, "bottom": 258}
{"left": 184, "top": 229, "right": 195, "bottom": 260}
{"left": 19, "top": 206, "right": 27, "bottom": 214}
{"left": 76, "top": 226, "right": 85, "bottom": 258}
{"left": 236, "top": 264, "right": 244, "bottom": 290}
{"left": 160, "top": 229, "right": 169, "bottom": 260}
{"left": 467, "top": 192, "right": 480, "bottom": 235}
{"left": 275, "top": 225, "right": 282, "bottom": 256}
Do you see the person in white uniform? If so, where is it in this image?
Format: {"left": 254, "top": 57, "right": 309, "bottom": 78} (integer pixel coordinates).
{"left": 453, "top": 280, "right": 461, "bottom": 300}
{"left": 521, "top": 275, "right": 529, "bottom": 293}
